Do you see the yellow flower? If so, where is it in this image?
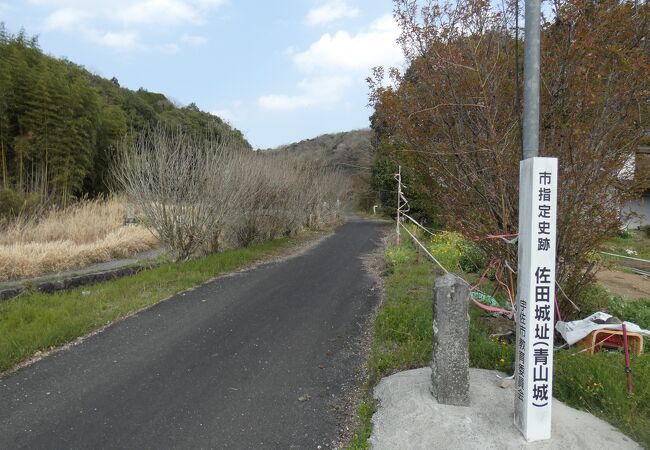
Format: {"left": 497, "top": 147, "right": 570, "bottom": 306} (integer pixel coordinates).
{"left": 499, "top": 358, "right": 505, "bottom": 363}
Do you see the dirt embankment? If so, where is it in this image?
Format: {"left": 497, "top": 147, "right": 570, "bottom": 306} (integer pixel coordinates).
{"left": 596, "top": 269, "right": 650, "bottom": 299}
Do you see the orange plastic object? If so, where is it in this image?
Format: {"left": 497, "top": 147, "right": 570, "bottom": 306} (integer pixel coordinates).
{"left": 577, "top": 329, "right": 644, "bottom": 356}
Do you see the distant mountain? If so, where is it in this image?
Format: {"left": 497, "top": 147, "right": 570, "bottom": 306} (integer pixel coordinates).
{"left": 263, "top": 129, "right": 373, "bottom": 173}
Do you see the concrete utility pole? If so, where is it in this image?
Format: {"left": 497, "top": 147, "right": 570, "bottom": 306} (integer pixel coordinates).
{"left": 514, "top": 0, "right": 559, "bottom": 442}
{"left": 522, "top": 0, "right": 541, "bottom": 159}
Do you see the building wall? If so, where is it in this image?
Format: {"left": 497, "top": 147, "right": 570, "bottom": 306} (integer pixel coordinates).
{"left": 623, "top": 193, "right": 650, "bottom": 229}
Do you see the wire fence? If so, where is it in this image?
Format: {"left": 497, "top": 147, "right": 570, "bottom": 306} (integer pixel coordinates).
{"left": 392, "top": 169, "right": 578, "bottom": 322}
{"left": 391, "top": 169, "right": 587, "bottom": 355}
{"left": 397, "top": 208, "right": 515, "bottom": 316}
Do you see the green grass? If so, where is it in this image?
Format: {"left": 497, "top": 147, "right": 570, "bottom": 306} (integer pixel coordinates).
{"left": 368, "top": 244, "right": 433, "bottom": 383}
{"left": 347, "top": 396, "right": 376, "bottom": 450}
{"left": 0, "top": 234, "right": 313, "bottom": 374}
{"left": 554, "top": 351, "right": 650, "bottom": 446}
{"left": 348, "top": 237, "right": 650, "bottom": 449}
{"left": 578, "top": 283, "right": 650, "bottom": 330}
{"left": 602, "top": 229, "right": 650, "bottom": 260}
{"left": 347, "top": 239, "right": 517, "bottom": 448}
{"left": 468, "top": 308, "right": 515, "bottom": 371}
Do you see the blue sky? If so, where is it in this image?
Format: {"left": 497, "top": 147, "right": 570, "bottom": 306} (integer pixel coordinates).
{"left": 0, "top": 0, "right": 404, "bottom": 148}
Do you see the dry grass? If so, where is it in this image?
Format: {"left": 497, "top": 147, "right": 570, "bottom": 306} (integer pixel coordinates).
{"left": 0, "top": 198, "right": 159, "bottom": 280}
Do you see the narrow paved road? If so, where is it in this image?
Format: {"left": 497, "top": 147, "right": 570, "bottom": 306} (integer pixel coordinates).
{"left": 0, "top": 219, "right": 385, "bottom": 449}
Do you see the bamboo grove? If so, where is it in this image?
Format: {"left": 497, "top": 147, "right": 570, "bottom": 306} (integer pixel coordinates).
{"left": 0, "top": 25, "right": 250, "bottom": 213}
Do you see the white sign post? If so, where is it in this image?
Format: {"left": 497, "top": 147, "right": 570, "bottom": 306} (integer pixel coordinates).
{"left": 514, "top": 157, "right": 558, "bottom": 441}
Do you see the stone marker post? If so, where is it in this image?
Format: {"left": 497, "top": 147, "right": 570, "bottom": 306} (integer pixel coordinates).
{"left": 431, "top": 273, "right": 470, "bottom": 406}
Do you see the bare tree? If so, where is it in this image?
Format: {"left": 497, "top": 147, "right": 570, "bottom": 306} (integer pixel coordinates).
{"left": 114, "top": 126, "right": 353, "bottom": 259}
{"left": 227, "top": 153, "right": 348, "bottom": 246}
{"left": 113, "top": 127, "right": 245, "bottom": 261}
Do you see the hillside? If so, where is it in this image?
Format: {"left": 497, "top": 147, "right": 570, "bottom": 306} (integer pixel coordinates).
{"left": 264, "top": 129, "right": 373, "bottom": 173}
{"left": 0, "top": 25, "right": 249, "bottom": 211}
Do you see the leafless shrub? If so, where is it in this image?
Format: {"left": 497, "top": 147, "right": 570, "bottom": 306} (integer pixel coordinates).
{"left": 113, "top": 127, "right": 245, "bottom": 261}
{"left": 228, "top": 153, "right": 349, "bottom": 247}
{"left": 113, "top": 126, "right": 350, "bottom": 259}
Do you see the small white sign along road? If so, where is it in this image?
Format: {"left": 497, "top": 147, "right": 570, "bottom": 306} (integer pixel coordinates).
{"left": 514, "top": 157, "right": 558, "bottom": 441}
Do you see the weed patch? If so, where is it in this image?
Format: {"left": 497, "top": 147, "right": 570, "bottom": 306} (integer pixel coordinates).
{"left": 578, "top": 282, "right": 650, "bottom": 330}
{"left": 347, "top": 396, "right": 376, "bottom": 450}
{"left": 348, "top": 238, "right": 514, "bottom": 448}
{"left": 368, "top": 243, "right": 432, "bottom": 383}
{"left": 0, "top": 197, "right": 158, "bottom": 280}
{"left": 348, "top": 236, "right": 650, "bottom": 448}
{"left": 603, "top": 229, "right": 650, "bottom": 260}
{"left": 554, "top": 351, "right": 650, "bottom": 446}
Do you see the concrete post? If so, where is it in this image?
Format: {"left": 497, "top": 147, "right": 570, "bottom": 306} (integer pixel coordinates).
{"left": 431, "top": 273, "right": 470, "bottom": 406}
{"left": 125, "top": 203, "right": 136, "bottom": 225}
{"left": 514, "top": 157, "right": 558, "bottom": 441}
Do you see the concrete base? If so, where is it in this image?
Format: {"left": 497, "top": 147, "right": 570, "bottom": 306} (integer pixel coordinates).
{"left": 370, "top": 368, "right": 641, "bottom": 450}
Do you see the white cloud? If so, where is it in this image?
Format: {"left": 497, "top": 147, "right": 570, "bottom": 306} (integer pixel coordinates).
{"left": 88, "top": 30, "right": 141, "bottom": 50}
{"left": 307, "top": 0, "right": 359, "bottom": 26}
{"left": 115, "top": 0, "right": 199, "bottom": 26}
{"left": 295, "top": 14, "right": 402, "bottom": 72}
{"left": 259, "top": 76, "right": 351, "bottom": 111}
{"left": 258, "top": 14, "right": 403, "bottom": 112}
{"left": 30, "top": 0, "right": 223, "bottom": 18}
{"left": 43, "top": 8, "right": 92, "bottom": 31}
{"left": 78, "top": 28, "right": 183, "bottom": 52}
{"left": 211, "top": 100, "right": 244, "bottom": 125}
{"left": 193, "top": 0, "right": 224, "bottom": 7}
{"left": 160, "top": 42, "right": 181, "bottom": 53}
{"left": 34, "top": 0, "right": 224, "bottom": 52}
{"left": 181, "top": 34, "right": 207, "bottom": 46}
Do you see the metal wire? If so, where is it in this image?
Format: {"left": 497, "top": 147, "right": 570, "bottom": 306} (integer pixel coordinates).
{"left": 399, "top": 222, "right": 449, "bottom": 274}
{"left": 401, "top": 212, "right": 438, "bottom": 237}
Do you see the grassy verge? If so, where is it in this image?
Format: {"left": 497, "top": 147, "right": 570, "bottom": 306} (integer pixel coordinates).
{"left": 348, "top": 240, "right": 511, "bottom": 448}
{"left": 348, "top": 237, "right": 650, "bottom": 449}
{"left": 347, "top": 397, "right": 376, "bottom": 449}
{"left": 554, "top": 351, "right": 650, "bottom": 445}
{"left": 0, "top": 231, "right": 321, "bottom": 374}
{"left": 602, "top": 229, "right": 650, "bottom": 260}
{"left": 579, "top": 283, "right": 650, "bottom": 330}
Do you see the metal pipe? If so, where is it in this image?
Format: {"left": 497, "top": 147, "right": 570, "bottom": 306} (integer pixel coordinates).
{"left": 622, "top": 324, "right": 634, "bottom": 395}
{"left": 396, "top": 166, "right": 401, "bottom": 245}
{"left": 522, "top": 0, "right": 541, "bottom": 160}
{"left": 599, "top": 251, "right": 650, "bottom": 264}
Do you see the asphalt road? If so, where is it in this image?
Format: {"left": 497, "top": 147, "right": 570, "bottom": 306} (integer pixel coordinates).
{"left": 0, "top": 219, "right": 385, "bottom": 450}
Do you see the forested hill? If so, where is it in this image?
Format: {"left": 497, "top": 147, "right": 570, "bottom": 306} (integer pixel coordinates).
{"left": 0, "top": 26, "right": 250, "bottom": 208}
{"left": 264, "top": 129, "right": 373, "bottom": 173}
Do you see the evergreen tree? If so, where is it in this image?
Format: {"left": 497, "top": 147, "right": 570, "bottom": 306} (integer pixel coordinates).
{"left": 0, "top": 25, "right": 251, "bottom": 210}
